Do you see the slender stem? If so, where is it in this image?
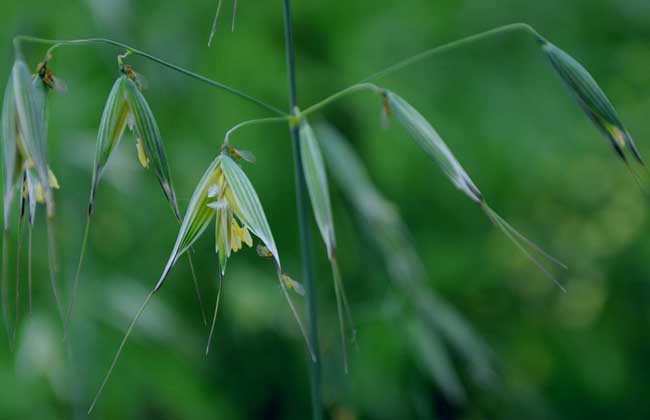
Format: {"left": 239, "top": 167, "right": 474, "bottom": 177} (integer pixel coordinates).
{"left": 205, "top": 269, "right": 223, "bottom": 355}
{"left": 88, "top": 290, "right": 154, "bottom": 414}
{"left": 363, "top": 22, "right": 544, "bottom": 82}
{"left": 47, "top": 218, "right": 64, "bottom": 323}
{"left": 296, "top": 23, "right": 543, "bottom": 122}
{"left": 224, "top": 116, "right": 290, "bottom": 144}
{"left": 13, "top": 216, "right": 24, "bottom": 345}
{"left": 301, "top": 82, "right": 382, "bottom": 117}
{"left": 63, "top": 215, "right": 91, "bottom": 339}
{"left": 12, "top": 36, "right": 286, "bottom": 116}
{"left": 27, "top": 225, "right": 33, "bottom": 315}
{"left": 282, "top": 1, "right": 322, "bottom": 419}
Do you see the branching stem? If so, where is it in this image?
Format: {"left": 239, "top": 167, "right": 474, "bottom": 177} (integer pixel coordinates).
{"left": 12, "top": 36, "right": 286, "bottom": 116}
{"left": 224, "top": 116, "right": 290, "bottom": 145}
{"left": 363, "top": 22, "right": 543, "bottom": 82}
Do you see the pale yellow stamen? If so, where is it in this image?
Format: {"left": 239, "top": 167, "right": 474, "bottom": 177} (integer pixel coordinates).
{"left": 136, "top": 138, "right": 150, "bottom": 168}
{"left": 48, "top": 168, "right": 60, "bottom": 189}
{"left": 608, "top": 125, "right": 626, "bottom": 148}
{"left": 36, "top": 185, "right": 44, "bottom": 203}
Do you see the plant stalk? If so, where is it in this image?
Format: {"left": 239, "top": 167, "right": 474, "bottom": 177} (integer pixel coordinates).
{"left": 12, "top": 36, "right": 285, "bottom": 116}
{"left": 282, "top": 1, "right": 322, "bottom": 419}
{"left": 363, "top": 22, "right": 542, "bottom": 82}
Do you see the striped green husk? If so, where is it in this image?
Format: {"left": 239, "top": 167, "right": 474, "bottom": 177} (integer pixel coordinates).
{"left": 541, "top": 41, "right": 643, "bottom": 165}
{"left": 12, "top": 60, "right": 53, "bottom": 216}
{"left": 155, "top": 155, "right": 221, "bottom": 291}
{"left": 299, "top": 119, "right": 336, "bottom": 258}
{"left": 386, "top": 91, "right": 483, "bottom": 203}
{"left": 221, "top": 154, "right": 280, "bottom": 268}
{"left": 89, "top": 76, "right": 130, "bottom": 213}
{"left": 123, "top": 78, "right": 180, "bottom": 220}
{"left": 1, "top": 75, "right": 19, "bottom": 228}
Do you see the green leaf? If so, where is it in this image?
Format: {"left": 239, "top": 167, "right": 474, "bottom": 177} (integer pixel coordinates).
{"left": 12, "top": 59, "right": 52, "bottom": 215}
{"left": 299, "top": 119, "right": 335, "bottom": 258}
{"left": 221, "top": 154, "right": 280, "bottom": 269}
{"left": 123, "top": 78, "right": 180, "bottom": 220}
{"left": 89, "top": 76, "right": 130, "bottom": 212}
{"left": 386, "top": 91, "right": 482, "bottom": 203}
{"left": 155, "top": 155, "right": 222, "bottom": 291}
{"left": 541, "top": 41, "right": 642, "bottom": 165}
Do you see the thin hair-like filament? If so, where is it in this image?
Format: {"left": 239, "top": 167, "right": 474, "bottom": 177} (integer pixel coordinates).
{"left": 205, "top": 269, "right": 223, "bottom": 355}
{"left": 88, "top": 289, "right": 155, "bottom": 414}
{"left": 482, "top": 204, "right": 566, "bottom": 291}
{"left": 278, "top": 272, "right": 316, "bottom": 362}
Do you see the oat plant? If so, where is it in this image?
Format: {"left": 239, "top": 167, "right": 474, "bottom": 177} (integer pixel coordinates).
{"left": 1, "top": 8, "right": 644, "bottom": 418}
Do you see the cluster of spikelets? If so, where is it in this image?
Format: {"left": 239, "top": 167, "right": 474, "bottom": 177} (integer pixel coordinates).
{"left": 1, "top": 54, "right": 65, "bottom": 347}
{"left": 1, "top": 24, "right": 646, "bottom": 412}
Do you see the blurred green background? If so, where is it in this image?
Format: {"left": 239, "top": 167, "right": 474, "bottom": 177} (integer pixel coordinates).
{"left": 2, "top": 0, "right": 650, "bottom": 419}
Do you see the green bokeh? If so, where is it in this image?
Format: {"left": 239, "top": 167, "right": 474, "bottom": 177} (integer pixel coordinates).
{"left": 2, "top": 0, "right": 650, "bottom": 419}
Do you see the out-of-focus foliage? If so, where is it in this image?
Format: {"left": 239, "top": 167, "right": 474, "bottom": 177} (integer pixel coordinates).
{"left": 1, "top": 0, "right": 650, "bottom": 419}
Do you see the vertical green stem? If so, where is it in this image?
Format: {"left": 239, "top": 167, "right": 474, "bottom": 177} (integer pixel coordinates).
{"left": 282, "top": 1, "right": 322, "bottom": 419}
